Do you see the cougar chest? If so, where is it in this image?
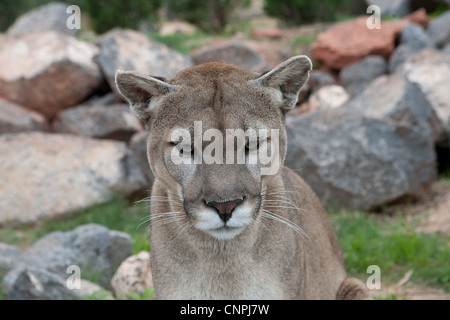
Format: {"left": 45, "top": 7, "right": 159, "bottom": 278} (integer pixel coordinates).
{"left": 182, "top": 252, "right": 286, "bottom": 299}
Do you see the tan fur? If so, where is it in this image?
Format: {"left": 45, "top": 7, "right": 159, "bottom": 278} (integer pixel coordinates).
{"left": 115, "top": 56, "right": 369, "bottom": 299}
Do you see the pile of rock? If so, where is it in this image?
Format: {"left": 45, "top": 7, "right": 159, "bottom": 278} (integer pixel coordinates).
{"left": 286, "top": 10, "right": 450, "bottom": 209}
{"left": 1, "top": 1, "right": 450, "bottom": 299}
{"left": 0, "top": 224, "right": 152, "bottom": 300}
{"left": 0, "top": 3, "right": 192, "bottom": 226}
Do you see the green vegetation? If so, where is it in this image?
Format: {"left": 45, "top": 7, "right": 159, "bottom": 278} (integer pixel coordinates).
{"left": 81, "top": 0, "right": 162, "bottom": 34}
{"left": 1, "top": 194, "right": 449, "bottom": 298}
{"left": 329, "top": 210, "right": 450, "bottom": 292}
{"left": 165, "top": 0, "right": 250, "bottom": 33}
{"left": 0, "top": 195, "right": 150, "bottom": 253}
{"left": 149, "top": 31, "right": 210, "bottom": 54}
{"left": 0, "top": 0, "right": 53, "bottom": 31}
{"left": 263, "top": 0, "right": 354, "bottom": 25}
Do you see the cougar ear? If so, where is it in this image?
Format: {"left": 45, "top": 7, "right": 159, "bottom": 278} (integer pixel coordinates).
{"left": 254, "top": 55, "right": 312, "bottom": 111}
{"left": 115, "top": 70, "right": 178, "bottom": 123}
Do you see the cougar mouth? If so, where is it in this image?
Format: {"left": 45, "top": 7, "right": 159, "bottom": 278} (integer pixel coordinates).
{"left": 188, "top": 198, "right": 258, "bottom": 240}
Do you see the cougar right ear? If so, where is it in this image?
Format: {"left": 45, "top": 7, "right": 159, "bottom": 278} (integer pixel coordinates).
{"left": 115, "top": 70, "right": 178, "bottom": 123}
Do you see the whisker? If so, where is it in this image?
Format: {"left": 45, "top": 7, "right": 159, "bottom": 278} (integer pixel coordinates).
{"left": 254, "top": 215, "right": 271, "bottom": 234}
{"left": 261, "top": 209, "right": 309, "bottom": 240}
{"left": 171, "top": 221, "right": 192, "bottom": 244}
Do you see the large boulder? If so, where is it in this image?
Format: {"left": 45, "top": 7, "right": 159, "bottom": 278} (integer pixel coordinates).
{"left": 7, "top": 2, "right": 78, "bottom": 37}
{"left": 0, "top": 243, "right": 21, "bottom": 278}
{"left": 397, "top": 49, "right": 450, "bottom": 133}
{"left": 398, "top": 48, "right": 450, "bottom": 146}
{"left": 4, "top": 224, "right": 132, "bottom": 299}
{"left": 94, "top": 28, "right": 192, "bottom": 96}
{"left": 340, "top": 55, "right": 388, "bottom": 96}
{"left": 0, "top": 32, "right": 103, "bottom": 119}
{"left": 191, "top": 40, "right": 271, "bottom": 73}
{"left": 54, "top": 104, "right": 143, "bottom": 142}
{"left": 346, "top": 73, "right": 445, "bottom": 144}
{"left": 0, "top": 132, "right": 146, "bottom": 225}
{"left": 285, "top": 107, "right": 436, "bottom": 210}
{"left": 389, "top": 23, "right": 435, "bottom": 72}
{"left": 426, "top": 10, "right": 450, "bottom": 48}
{"left": 4, "top": 267, "right": 80, "bottom": 300}
{"left": 0, "top": 98, "right": 47, "bottom": 134}
{"left": 311, "top": 9, "right": 429, "bottom": 69}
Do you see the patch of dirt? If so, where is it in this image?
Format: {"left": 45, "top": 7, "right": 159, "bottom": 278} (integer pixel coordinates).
{"left": 373, "top": 179, "right": 450, "bottom": 300}
{"left": 416, "top": 190, "right": 450, "bottom": 236}
{"left": 373, "top": 282, "right": 450, "bottom": 300}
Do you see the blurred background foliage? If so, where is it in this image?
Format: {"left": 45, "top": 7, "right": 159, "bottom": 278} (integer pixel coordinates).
{"left": 0, "top": 0, "right": 365, "bottom": 34}
{"left": 2, "top": 0, "right": 449, "bottom": 34}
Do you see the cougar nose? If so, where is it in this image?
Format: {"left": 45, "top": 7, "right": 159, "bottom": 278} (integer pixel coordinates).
{"left": 206, "top": 198, "right": 243, "bottom": 223}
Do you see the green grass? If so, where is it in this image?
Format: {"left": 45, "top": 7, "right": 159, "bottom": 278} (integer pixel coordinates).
{"left": 0, "top": 195, "right": 150, "bottom": 254}
{"left": 149, "top": 31, "right": 211, "bottom": 54}
{"left": 329, "top": 210, "right": 450, "bottom": 292}
{"left": 2, "top": 194, "right": 449, "bottom": 298}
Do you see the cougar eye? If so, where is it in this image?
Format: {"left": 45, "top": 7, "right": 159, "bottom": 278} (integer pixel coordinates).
{"left": 245, "top": 138, "right": 260, "bottom": 152}
{"left": 170, "top": 140, "right": 194, "bottom": 156}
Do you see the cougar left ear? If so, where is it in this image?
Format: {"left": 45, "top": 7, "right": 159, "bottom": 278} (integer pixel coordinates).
{"left": 115, "top": 70, "right": 178, "bottom": 123}
{"left": 253, "top": 55, "right": 312, "bottom": 111}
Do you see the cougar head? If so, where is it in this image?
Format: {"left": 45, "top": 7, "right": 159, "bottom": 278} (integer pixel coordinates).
{"left": 115, "top": 56, "right": 311, "bottom": 240}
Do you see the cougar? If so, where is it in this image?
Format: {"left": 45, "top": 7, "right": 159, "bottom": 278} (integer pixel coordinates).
{"left": 115, "top": 55, "right": 369, "bottom": 299}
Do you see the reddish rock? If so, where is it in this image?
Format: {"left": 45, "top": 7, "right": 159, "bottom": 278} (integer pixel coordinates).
{"left": 311, "top": 9, "right": 429, "bottom": 70}
{"left": 0, "top": 98, "right": 47, "bottom": 134}
{"left": 0, "top": 32, "right": 103, "bottom": 119}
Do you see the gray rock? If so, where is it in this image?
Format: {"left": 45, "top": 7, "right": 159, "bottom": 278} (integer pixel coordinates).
{"left": 340, "top": 55, "right": 387, "bottom": 97}
{"left": 296, "top": 70, "right": 337, "bottom": 106}
{"left": 129, "top": 131, "right": 154, "bottom": 187}
{"left": 7, "top": 224, "right": 132, "bottom": 291}
{"left": 7, "top": 2, "right": 78, "bottom": 37}
{"left": 389, "top": 44, "right": 417, "bottom": 72}
{"left": 0, "top": 243, "right": 21, "bottom": 278}
{"left": 191, "top": 40, "right": 270, "bottom": 73}
{"left": 94, "top": 28, "right": 192, "bottom": 96}
{"left": 442, "top": 43, "right": 450, "bottom": 55}
{"left": 4, "top": 267, "right": 79, "bottom": 300}
{"left": 389, "top": 23, "right": 434, "bottom": 72}
{"left": 397, "top": 49, "right": 450, "bottom": 134}
{"left": 401, "top": 23, "right": 434, "bottom": 50}
{"left": 0, "top": 98, "right": 47, "bottom": 134}
{"left": 54, "top": 104, "right": 143, "bottom": 142}
{"left": 366, "top": 0, "right": 411, "bottom": 17}
{"left": 0, "top": 32, "right": 103, "bottom": 119}
{"left": 0, "top": 132, "right": 146, "bottom": 225}
{"left": 308, "top": 70, "right": 337, "bottom": 91}
{"left": 285, "top": 107, "right": 436, "bottom": 210}
{"left": 347, "top": 73, "right": 445, "bottom": 145}
{"left": 427, "top": 10, "right": 450, "bottom": 48}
